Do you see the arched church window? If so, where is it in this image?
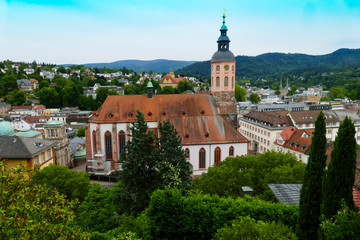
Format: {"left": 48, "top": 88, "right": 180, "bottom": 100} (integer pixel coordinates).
{"left": 229, "top": 146, "right": 234, "bottom": 157}
{"left": 199, "top": 148, "right": 206, "bottom": 169}
{"left": 216, "top": 77, "right": 220, "bottom": 87}
{"left": 232, "top": 65, "right": 234, "bottom": 71}
{"left": 185, "top": 148, "right": 190, "bottom": 159}
{"left": 119, "top": 131, "right": 126, "bottom": 155}
{"left": 92, "top": 130, "right": 97, "bottom": 154}
{"left": 216, "top": 65, "right": 220, "bottom": 71}
{"left": 224, "top": 77, "right": 228, "bottom": 86}
{"left": 232, "top": 76, "right": 234, "bottom": 88}
{"left": 214, "top": 147, "right": 221, "bottom": 166}
{"left": 105, "top": 131, "right": 112, "bottom": 160}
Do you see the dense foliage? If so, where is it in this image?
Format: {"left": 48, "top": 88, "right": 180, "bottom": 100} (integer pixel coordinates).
{"left": 320, "top": 202, "right": 360, "bottom": 240}
{"left": 0, "top": 162, "right": 88, "bottom": 239}
{"left": 322, "top": 116, "right": 357, "bottom": 218}
{"left": 298, "top": 111, "right": 327, "bottom": 240}
{"left": 192, "top": 151, "right": 305, "bottom": 201}
{"left": 213, "top": 216, "right": 297, "bottom": 240}
{"left": 32, "top": 164, "right": 90, "bottom": 201}
{"left": 147, "top": 188, "right": 298, "bottom": 240}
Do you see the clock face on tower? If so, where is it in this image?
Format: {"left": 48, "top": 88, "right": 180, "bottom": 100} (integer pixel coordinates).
{"left": 224, "top": 65, "right": 229, "bottom": 71}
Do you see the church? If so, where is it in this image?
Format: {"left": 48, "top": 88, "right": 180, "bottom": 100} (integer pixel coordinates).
{"left": 85, "top": 13, "right": 249, "bottom": 177}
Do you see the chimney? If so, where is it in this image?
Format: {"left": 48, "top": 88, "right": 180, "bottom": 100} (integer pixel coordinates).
{"left": 147, "top": 81, "right": 153, "bottom": 99}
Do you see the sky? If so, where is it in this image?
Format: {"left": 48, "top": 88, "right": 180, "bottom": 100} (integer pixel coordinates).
{"left": 1, "top": 0, "right": 360, "bottom": 64}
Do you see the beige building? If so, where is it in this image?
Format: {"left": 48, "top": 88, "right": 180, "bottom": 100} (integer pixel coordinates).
{"left": 239, "top": 111, "right": 293, "bottom": 154}
{"left": 44, "top": 120, "right": 71, "bottom": 166}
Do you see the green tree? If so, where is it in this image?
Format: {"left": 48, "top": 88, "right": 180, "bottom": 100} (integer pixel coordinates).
{"left": 36, "top": 87, "right": 60, "bottom": 108}
{"left": 176, "top": 80, "right": 193, "bottom": 93}
{"left": 77, "top": 184, "right": 120, "bottom": 233}
{"left": 0, "top": 162, "right": 88, "bottom": 239}
{"left": 235, "top": 84, "right": 247, "bottom": 101}
{"left": 322, "top": 116, "right": 357, "bottom": 218}
{"left": 76, "top": 128, "right": 85, "bottom": 137}
{"left": 159, "top": 86, "right": 175, "bottom": 94}
{"left": 32, "top": 165, "right": 90, "bottom": 201}
{"left": 158, "top": 119, "right": 191, "bottom": 189}
{"left": 192, "top": 151, "right": 305, "bottom": 200}
{"left": 320, "top": 202, "right": 360, "bottom": 240}
{"left": 248, "top": 92, "right": 261, "bottom": 103}
{"left": 116, "top": 111, "right": 161, "bottom": 215}
{"left": 214, "top": 216, "right": 297, "bottom": 240}
{"left": 4, "top": 89, "right": 26, "bottom": 106}
{"left": 0, "top": 75, "right": 17, "bottom": 97}
{"left": 298, "top": 111, "right": 327, "bottom": 240}
{"left": 327, "top": 86, "right": 347, "bottom": 99}
{"left": 116, "top": 111, "right": 191, "bottom": 216}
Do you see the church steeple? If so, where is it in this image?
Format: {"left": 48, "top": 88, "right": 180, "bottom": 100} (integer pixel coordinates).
{"left": 217, "top": 11, "right": 230, "bottom": 51}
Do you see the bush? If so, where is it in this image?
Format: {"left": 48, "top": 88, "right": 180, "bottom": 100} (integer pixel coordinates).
{"left": 31, "top": 164, "right": 90, "bottom": 201}
{"left": 147, "top": 189, "right": 298, "bottom": 240}
{"left": 214, "top": 216, "right": 297, "bottom": 240}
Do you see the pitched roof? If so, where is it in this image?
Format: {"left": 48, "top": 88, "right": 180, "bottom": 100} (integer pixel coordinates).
{"left": 280, "top": 127, "right": 297, "bottom": 142}
{"left": 22, "top": 116, "right": 49, "bottom": 124}
{"left": 268, "top": 184, "right": 302, "bottom": 205}
{"left": 244, "top": 110, "right": 293, "bottom": 128}
{"left": 69, "top": 137, "right": 85, "bottom": 155}
{"left": 0, "top": 136, "right": 56, "bottom": 158}
{"left": 284, "top": 129, "right": 312, "bottom": 154}
{"left": 160, "top": 73, "right": 186, "bottom": 85}
{"left": 288, "top": 110, "right": 340, "bottom": 125}
{"left": 89, "top": 94, "right": 248, "bottom": 145}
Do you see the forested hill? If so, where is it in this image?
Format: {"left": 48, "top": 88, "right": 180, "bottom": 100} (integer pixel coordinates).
{"left": 65, "top": 59, "right": 196, "bottom": 73}
{"left": 176, "top": 48, "right": 360, "bottom": 79}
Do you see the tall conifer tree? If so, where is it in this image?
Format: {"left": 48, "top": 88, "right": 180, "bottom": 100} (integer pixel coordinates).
{"left": 298, "top": 111, "right": 327, "bottom": 240}
{"left": 322, "top": 116, "right": 356, "bottom": 218}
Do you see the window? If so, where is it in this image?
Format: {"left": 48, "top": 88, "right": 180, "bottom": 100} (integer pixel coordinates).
{"left": 299, "top": 154, "right": 302, "bottom": 159}
{"left": 229, "top": 146, "right": 234, "bottom": 157}
{"left": 35, "top": 157, "right": 39, "bottom": 165}
{"left": 199, "top": 148, "right": 206, "bottom": 169}
{"left": 185, "top": 148, "right": 190, "bottom": 159}
{"left": 42, "top": 153, "right": 45, "bottom": 163}
{"left": 92, "top": 130, "right": 97, "bottom": 154}
{"left": 224, "top": 77, "right": 228, "bottom": 86}
{"left": 214, "top": 147, "right": 221, "bottom": 166}
{"left": 216, "top": 65, "right": 220, "bottom": 71}
{"left": 232, "top": 65, "right": 234, "bottom": 71}
{"left": 48, "top": 150, "right": 51, "bottom": 159}
{"left": 232, "top": 76, "right": 234, "bottom": 88}
{"left": 216, "top": 77, "right": 220, "bottom": 86}
{"left": 119, "top": 131, "right": 126, "bottom": 154}
{"left": 105, "top": 131, "right": 112, "bottom": 160}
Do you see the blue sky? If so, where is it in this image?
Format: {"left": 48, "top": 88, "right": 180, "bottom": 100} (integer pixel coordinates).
{"left": 1, "top": 0, "right": 360, "bottom": 64}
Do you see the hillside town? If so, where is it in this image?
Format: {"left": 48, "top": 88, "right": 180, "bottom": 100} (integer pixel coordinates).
{"left": 1, "top": 11, "right": 360, "bottom": 240}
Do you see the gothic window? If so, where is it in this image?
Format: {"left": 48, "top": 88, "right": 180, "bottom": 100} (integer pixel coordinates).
{"left": 185, "top": 148, "right": 190, "bottom": 159}
{"left": 92, "top": 130, "right": 97, "bottom": 154}
{"left": 119, "top": 131, "right": 126, "bottom": 154}
{"left": 224, "top": 77, "right": 228, "bottom": 86}
{"left": 229, "top": 146, "right": 234, "bottom": 157}
{"left": 199, "top": 148, "right": 206, "bottom": 169}
{"left": 214, "top": 147, "right": 221, "bottom": 166}
{"left": 216, "top": 77, "right": 220, "bottom": 86}
{"left": 105, "top": 131, "right": 112, "bottom": 160}
{"left": 232, "top": 76, "right": 234, "bottom": 88}
{"left": 216, "top": 65, "right": 220, "bottom": 71}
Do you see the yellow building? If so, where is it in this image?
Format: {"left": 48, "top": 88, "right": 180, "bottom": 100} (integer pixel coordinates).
{"left": 159, "top": 71, "right": 186, "bottom": 89}
{"left": 0, "top": 136, "right": 56, "bottom": 169}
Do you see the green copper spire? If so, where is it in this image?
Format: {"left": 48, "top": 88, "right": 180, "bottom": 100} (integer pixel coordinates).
{"left": 221, "top": 9, "right": 227, "bottom": 30}
{"left": 147, "top": 81, "right": 153, "bottom": 88}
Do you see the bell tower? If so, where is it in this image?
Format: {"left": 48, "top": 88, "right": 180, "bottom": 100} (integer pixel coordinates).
{"left": 211, "top": 12, "right": 238, "bottom": 128}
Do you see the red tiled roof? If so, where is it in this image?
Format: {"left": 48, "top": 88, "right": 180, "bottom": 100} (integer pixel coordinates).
{"left": 353, "top": 186, "right": 360, "bottom": 211}
{"left": 284, "top": 129, "right": 312, "bottom": 154}
{"left": 280, "top": 127, "right": 297, "bottom": 141}
{"left": 160, "top": 74, "right": 186, "bottom": 85}
{"left": 89, "top": 94, "right": 248, "bottom": 145}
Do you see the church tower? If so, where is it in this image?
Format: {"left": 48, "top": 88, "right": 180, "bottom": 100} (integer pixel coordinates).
{"left": 211, "top": 12, "right": 238, "bottom": 128}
